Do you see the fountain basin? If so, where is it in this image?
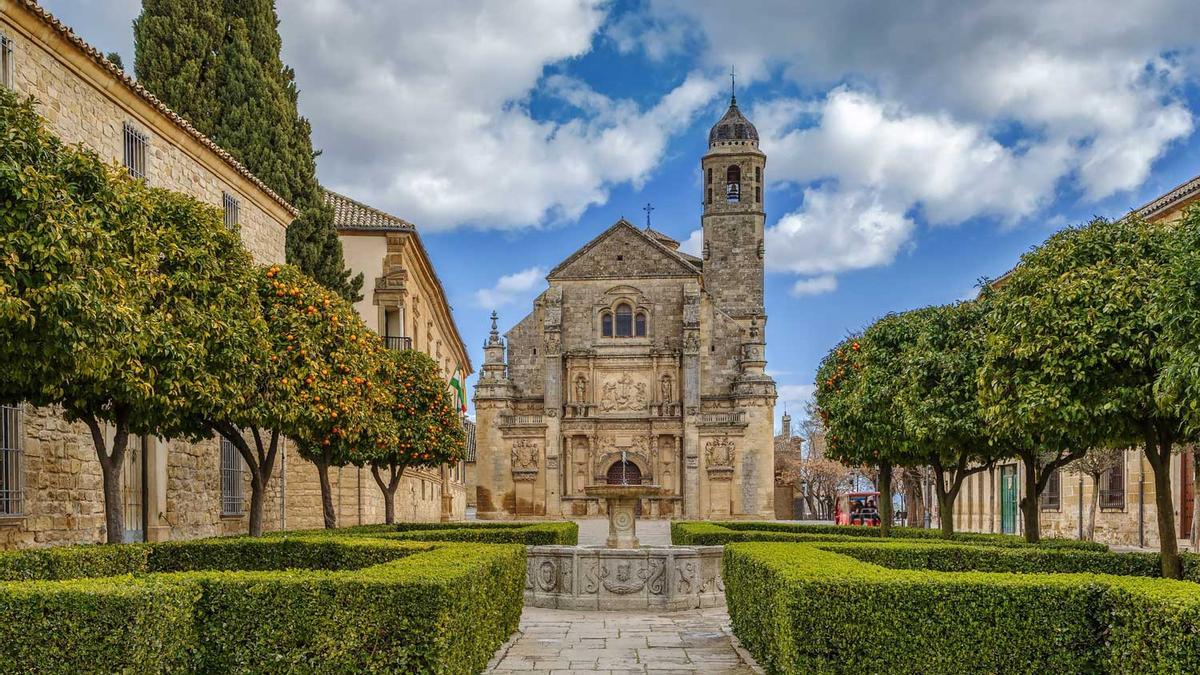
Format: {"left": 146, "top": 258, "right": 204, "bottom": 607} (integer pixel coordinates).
{"left": 524, "top": 545, "right": 725, "bottom": 611}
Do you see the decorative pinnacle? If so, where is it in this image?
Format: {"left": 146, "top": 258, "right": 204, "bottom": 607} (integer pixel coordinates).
{"left": 489, "top": 311, "right": 499, "bottom": 341}
{"left": 730, "top": 65, "right": 736, "bottom": 105}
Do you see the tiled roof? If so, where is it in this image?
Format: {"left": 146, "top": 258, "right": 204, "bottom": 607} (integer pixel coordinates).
{"left": 324, "top": 189, "right": 415, "bottom": 231}
{"left": 463, "top": 418, "right": 477, "bottom": 462}
{"left": 17, "top": 1, "right": 297, "bottom": 217}
{"left": 644, "top": 227, "right": 679, "bottom": 247}
{"left": 1135, "top": 174, "right": 1200, "bottom": 221}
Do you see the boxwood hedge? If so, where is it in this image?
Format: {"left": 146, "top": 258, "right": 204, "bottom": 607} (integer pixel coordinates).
{"left": 288, "top": 520, "right": 579, "bottom": 545}
{"left": 672, "top": 521, "right": 1107, "bottom": 551}
{"left": 0, "top": 536, "right": 524, "bottom": 674}
{"left": 724, "top": 541, "right": 1200, "bottom": 674}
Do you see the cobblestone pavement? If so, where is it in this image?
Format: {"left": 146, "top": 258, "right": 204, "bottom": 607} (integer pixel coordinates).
{"left": 485, "top": 606, "right": 762, "bottom": 674}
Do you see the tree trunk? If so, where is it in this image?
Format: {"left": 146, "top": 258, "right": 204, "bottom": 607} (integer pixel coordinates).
{"left": 988, "top": 464, "right": 996, "bottom": 533}
{"left": 1191, "top": 449, "right": 1200, "bottom": 551}
{"left": 212, "top": 423, "right": 279, "bottom": 537}
{"left": 1145, "top": 428, "right": 1181, "bottom": 579}
{"left": 905, "top": 470, "right": 926, "bottom": 528}
{"left": 82, "top": 412, "right": 128, "bottom": 544}
{"left": 931, "top": 463, "right": 955, "bottom": 539}
{"left": 878, "top": 460, "right": 893, "bottom": 536}
{"left": 315, "top": 461, "right": 337, "bottom": 529}
{"left": 1017, "top": 450, "right": 1040, "bottom": 543}
{"left": 371, "top": 464, "right": 405, "bottom": 525}
{"left": 1087, "top": 473, "right": 1100, "bottom": 542}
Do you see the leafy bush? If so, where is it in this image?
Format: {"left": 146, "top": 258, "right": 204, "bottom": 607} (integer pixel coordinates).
{"left": 0, "top": 544, "right": 149, "bottom": 581}
{"left": 0, "top": 537, "right": 523, "bottom": 673}
{"left": 295, "top": 520, "right": 579, "bottom": 545}
{"left": 673, "top": 521, "right": 1107, "bottom": 551}
{"left": 723, "top": 542, "right": 1200, "bottom": 674}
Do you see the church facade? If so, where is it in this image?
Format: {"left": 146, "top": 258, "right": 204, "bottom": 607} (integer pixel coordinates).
{"left": 473, "top": 95, "right": 777, "bottom": 520}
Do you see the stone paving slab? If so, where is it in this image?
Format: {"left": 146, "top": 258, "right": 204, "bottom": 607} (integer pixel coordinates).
{"left": 486, "top": 606, "right": 762, "bottom": 674}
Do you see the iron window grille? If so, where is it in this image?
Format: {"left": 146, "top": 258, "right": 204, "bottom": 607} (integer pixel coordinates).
{"left": 0, "top": 404, "right": 23, "bottom": 516}
{"left": 123, "top": 122, "right": 148, "bottom": 180}
{"left": 223, "top": 191, "right": 240, "bottom": 230}
{"left": 220, "top": 436, "right": 245, "bottom": 516}
{"left": 1, "top": 33, "right": 13, "bottom": 89}
{"left": 1040, "top": 467, "right": 1061, "bottom": 511}
{"left": 1099, "top": 460, "right": 1126, "bottom": 510}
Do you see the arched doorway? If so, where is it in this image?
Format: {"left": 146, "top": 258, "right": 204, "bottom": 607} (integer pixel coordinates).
{"left": 606, "top": 460, "right": 642, "bottom": 485}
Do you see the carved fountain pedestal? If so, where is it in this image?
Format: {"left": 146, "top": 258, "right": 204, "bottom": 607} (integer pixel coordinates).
{"left": 524, "top": 484, "right": 724, "bottom": 610}
{"left": 583, "top": 484, "right": 662, "bottom": 548}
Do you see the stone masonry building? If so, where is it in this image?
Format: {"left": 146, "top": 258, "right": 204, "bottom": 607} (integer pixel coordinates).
{"left": 474, "top": 93, "right": 777, "bottom": 519}
{"left": 0, "top": 0, "right": 295, "bottom": 547}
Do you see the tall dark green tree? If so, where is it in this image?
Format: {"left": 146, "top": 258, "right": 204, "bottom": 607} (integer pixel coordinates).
{"left": 134, "top": 0, "right": 363, "bottom": 302}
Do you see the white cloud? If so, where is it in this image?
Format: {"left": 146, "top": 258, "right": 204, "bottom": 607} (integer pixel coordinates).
{"left": 776, "top": 383, "right": 817, "bottom": 412}
{"left": 276, "top": 1, "right": 721, "bottom": 230}
{"left": 679, "top": 228, "right": 704, "bottom": 257}
{"left": 473, "top": 267, "right": 547, "bottom": 308}
{"left": 790, "top": 275, "right": 838, "bottom": 297}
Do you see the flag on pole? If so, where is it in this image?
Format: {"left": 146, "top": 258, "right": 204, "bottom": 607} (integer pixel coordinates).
{"left": 449, "top": 369, "right": 467, "bottom": 413}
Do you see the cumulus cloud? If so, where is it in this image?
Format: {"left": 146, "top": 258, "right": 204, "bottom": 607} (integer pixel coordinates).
{"left": 790, "top": 275, "right": 838, "bottom": 297}
{"left": 275, "top": 1, "right": 721, "bottom": 230}
{"left": 679, "top": 228, "right": 704, "bottom": 257}
{"left": 473, "top": 266, "right": 547, "bottom": 309}
{"left": 646, "top": 0, "right": 1196, "bottom": 288}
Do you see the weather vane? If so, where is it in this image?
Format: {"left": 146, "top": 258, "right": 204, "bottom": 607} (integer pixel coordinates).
{"left": 643, "top": 202, "right": 655, "bottom": 230}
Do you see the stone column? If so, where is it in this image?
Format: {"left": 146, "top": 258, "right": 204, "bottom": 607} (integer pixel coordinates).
{"left": 682, "top": 286, "right": 702, "bottom": 518}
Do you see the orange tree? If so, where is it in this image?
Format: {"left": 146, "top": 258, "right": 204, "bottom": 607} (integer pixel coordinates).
{"left": 371, "top": 349, "right": 466, "bottom": 524}
{"left": 981, "top": 216, "right": 1196, "bottom": 575}
{"left": 0, "top": 89, "right": 259, "bottom": 542}
{"left": 268, "top": 265, "right": 395, "bottom": 529}
{"left": 815, "top": 313, "right": 923, "bottom": 536}
{"left": 897, "top": 300, "right": 1008, "bottom": 538}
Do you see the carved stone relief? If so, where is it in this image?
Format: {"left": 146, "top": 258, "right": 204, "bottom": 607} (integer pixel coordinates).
{"left": 704, "top": 437, "right": 735, "bottom": 467}
{"left": 599, "top": 373, "right": 648, "bottom": 412}
{"left": 512, "top": 439, "right": 539, "bottom": 480}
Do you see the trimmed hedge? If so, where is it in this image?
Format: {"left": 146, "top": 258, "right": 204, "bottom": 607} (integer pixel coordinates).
{"left": 724, "top": 542, "right": 1200, "bottom": 674}
{"left": 672, "top": 520, "right": 1108, "bottom": 551}
{"left": 0, "top": 536, "right": 524, "bottom": 673}
{"left": 285, "top": 520, "right": 579, "bottom": 546}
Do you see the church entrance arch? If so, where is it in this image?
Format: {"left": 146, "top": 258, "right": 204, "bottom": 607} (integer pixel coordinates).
{"left": 606, "top": 460, "right": 642, "bottom": 485}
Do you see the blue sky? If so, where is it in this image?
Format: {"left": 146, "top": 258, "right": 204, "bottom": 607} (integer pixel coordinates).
{"left": 45, "top": 0, "right": 1200, "bottom": 430}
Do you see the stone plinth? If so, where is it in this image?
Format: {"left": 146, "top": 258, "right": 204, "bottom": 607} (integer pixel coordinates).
{"left": 583, "top": 484, "right": 666, "bottom": 549}
{"left": 524, "top": 545, "right": 725, "bottom": 611}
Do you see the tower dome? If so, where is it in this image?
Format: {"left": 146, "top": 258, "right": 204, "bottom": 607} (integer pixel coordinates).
{"left": 708, "top": 95, "right": 759, "bottom": 147}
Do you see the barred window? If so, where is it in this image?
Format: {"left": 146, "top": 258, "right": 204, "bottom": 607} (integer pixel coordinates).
{"left": 123, "top": 122, "right": 148, "bottom": 180}
{"left": 0, "top": 405, "right": 23, "bottom": 516}
{"left": 223, "top": 192, "right": 240, "bottom": 230}
{"left": 1, "top": 33, "right": 13, "bottom": 89}
{"left": 220, "top": 437, "right": 244, "bottom": 516}
{"left": 1041, "top": 467, "right": 1061, "bottom": 511}
{"left": 1099, "top": 458, "right": 1126, "bottom": 510}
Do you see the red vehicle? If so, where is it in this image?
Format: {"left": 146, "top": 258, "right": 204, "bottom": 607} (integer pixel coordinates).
{"left": 835, "top": 491, "right": 881, "bottom": 526}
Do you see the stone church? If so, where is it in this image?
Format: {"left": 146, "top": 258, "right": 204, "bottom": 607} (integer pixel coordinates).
{"left": 474, "top": 93, "right": 777, "bottom": 520}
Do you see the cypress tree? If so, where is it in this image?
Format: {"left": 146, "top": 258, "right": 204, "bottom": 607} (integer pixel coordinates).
{"left": 134, "top": 0, "right": 363, "bottom": 302}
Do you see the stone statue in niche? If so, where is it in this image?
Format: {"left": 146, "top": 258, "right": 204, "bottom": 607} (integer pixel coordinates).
{"left": 660, "top": 374, "right": 673, "bottom": 402}
{"left": 575, "top": 375, "right": 588, "bottom": 403}
{"left": 704, "top": 437, "right": 734, "bottom": 467}
{"left": 599, "top": 373, "right": 648, "bottom": 411}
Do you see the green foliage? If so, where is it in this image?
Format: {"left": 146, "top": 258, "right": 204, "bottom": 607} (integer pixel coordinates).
{"left": 0, "top": 544, "right": 149, "bottom": 582}
{"left": 723, "top": 542, "right": 1200, "bottom": 674}
{"left": 820, "top": 541, "right": 1165, "bottom": 577}
{"left": 0, "top": 537, "right": 524, "bottom": 673}
{"left": 135, "top": 0, "right": 363, "bottom": 302}
{"left": 279, "top": 521, "right": 579, "bottom": 546}
{"left": 380, "top": 350, "right": 467, "bottom": 471}
{"left": 670, "top": 521, "right": 1107, "bottom": 551}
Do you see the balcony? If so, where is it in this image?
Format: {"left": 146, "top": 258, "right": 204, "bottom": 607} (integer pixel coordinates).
{"left": 384, "top": 335, "right": 412, "bottom": 351}
{"left": 699, "top": 411, "right": 746, "bottom": 427}
{"left": 499, "top": 414, "right": 545, "bottom": 427}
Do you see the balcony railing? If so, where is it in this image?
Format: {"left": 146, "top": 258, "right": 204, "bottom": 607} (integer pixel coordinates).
{"left": 384, "top": 335, "right": 413, "bottom": 351}
{"left": 699, "top": 411, "right": 746, "bottom": 426}
{"left": 499, "top": 414, "right": 545, "bottom": 427}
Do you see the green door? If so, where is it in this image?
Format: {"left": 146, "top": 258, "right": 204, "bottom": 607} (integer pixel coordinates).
{"left": 1000, "top": 464, "right": 1018, "bottom": 535}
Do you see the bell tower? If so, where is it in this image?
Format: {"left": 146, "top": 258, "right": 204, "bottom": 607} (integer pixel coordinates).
{"left": 701, "top": 77, "right": 766, "bottom": 320}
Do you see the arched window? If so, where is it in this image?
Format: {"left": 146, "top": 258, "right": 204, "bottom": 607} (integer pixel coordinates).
{"left": 726, "top": 165, "right": 741, "bottom": 203}
{"left": 707, "top": 167, "right": 712, "bottom": 184}
{"left": 601, "top": 312, "right": 613, "bottom": 337}
{"left": 707, "top": 188, "right": 712, "bottom": 204}
{"left": 635, "top": 312, "right": 647, "bottom": 337}
{"left": 756, "top": 186, "right": 761, "bottom": 203}
{"left": 755, "top": 166, "right": 761, "bottom": 183}
{"left": 615, "top": 303, "right": 633, "bottom": 337}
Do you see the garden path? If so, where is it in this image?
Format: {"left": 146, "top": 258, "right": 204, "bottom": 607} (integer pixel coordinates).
{"left": 485, "top": 606, "right": 762, "bottom": 674}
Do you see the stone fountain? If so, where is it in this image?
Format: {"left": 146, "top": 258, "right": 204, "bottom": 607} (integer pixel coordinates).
{"left": 523, "top": 478, "right": 724, "bottom": 611}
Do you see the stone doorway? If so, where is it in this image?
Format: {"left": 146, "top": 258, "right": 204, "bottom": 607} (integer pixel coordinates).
{"left": 606, "top": 460, "right": 642, "bottom": 485}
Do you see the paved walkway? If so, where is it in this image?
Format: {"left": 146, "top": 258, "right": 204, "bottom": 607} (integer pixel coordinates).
{"left": 486, "top": 606, "right": 762, "bottom": 674}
